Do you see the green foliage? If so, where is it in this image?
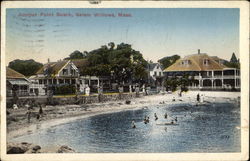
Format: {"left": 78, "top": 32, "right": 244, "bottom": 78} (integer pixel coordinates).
{"left": 79, "top": 42, "right": 148, "bottom": 84}
{"left": 223, "top": 52, "right": 240, "bottom": 69}
{"left": 64, "top": 50, "right": 86, "bottom": 60}
{"left": 54, "top": 85, "right": 76, "bottom": 95}
{"left": 158, "top": 55, "right": 180, "bottom": 69}
{"left": 224, "top": 61, "right": 240, "bottom": 69}
{"left": 164, "top": 77, "right": 179, "bottom": 91}
{"left": 164, "top": 74, "right": 192, "bottom": 92}
{"left": 8, "top": 59, "right": 43, "bottom": 76}
{"left": 230, "top": 53, "right": 238, "bottom": 63}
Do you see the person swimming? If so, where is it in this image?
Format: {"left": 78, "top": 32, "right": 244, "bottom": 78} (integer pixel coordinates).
{"left": 144, "top": 116, "right": 148, "bottom": 124}
{"left": 164, "top": 113, "right": 168, "bottom": 119}
{"left": 131, "top": 121, "right": 136, "bottom": 128}
{"left": 175, "top": 117, "right": 178, "bottom": 122}
{"left": 154, "top": 113, "right": 158, "bottom": 121}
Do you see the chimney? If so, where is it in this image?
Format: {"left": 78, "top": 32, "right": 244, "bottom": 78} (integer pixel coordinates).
{"left": 198, "top": 49, "right": 200, "bottom": 54}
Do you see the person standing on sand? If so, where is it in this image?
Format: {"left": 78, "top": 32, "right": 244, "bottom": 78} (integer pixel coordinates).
{"left": 200, "top": 94, "right": 204, "bottom": 103}
{"left": 197, "top": 93, "right": 200, "bottom": 102}
{"left": 39, "top": 104, "right": 43, "bottom": 115}
{"left": 27, "top": 109, "right": 31, "bottom": 123}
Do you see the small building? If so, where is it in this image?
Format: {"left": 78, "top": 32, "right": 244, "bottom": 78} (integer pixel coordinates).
{"left": 6, "top": 67, "right": 30, "bottom": 97}
{"left": 147, "top": 63, "right": 164, "bottom": 87}
{"left": 71, "top": 59, "right": 111, "bottom": 93}
{"left": 164, "top": 50, "right": 240, "bottom": 90}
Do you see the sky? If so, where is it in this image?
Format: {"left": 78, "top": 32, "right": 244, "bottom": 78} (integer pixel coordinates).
{"left": 5, "top": 8, "right": 239, "bottom": 64}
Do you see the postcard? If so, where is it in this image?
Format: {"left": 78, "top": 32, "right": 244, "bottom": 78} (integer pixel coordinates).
{"left": 1, "top": 1, "right": 249, "bottom": 161}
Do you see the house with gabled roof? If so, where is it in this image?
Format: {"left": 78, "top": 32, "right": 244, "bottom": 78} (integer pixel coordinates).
{"left": 30, "top": 59, "right": 80, "bottom": 95}
{"left": 30, "top": 58, "right": 110, "bottom": 95}
{"left": 6, "top": 67, "right": 30, "bottom": 97}
{"left": 164, "top": 50, "right": 240, "bottom": 90}
{"left": 147, "top": 63, "right": 164, "bottom": 87}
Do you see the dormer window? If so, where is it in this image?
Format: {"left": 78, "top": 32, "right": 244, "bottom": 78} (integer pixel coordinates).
{"left": 180, "top": 60, "right": 190, "bottom": 66}
{"left": 203, "top": 59, "right": 209, "bottom": 66}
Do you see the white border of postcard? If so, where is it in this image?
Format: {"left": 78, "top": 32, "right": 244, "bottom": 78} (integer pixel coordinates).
{"left": 1, "top": 1, "right": 249, "bottom": 161}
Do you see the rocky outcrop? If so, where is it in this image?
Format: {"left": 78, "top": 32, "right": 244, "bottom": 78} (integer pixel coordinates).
{"left": 57, "top": 145, "right": 75, "bottom": 153}
{"left": 7, "top": 142, "right": 41, "bottom": 154}
{"left": 7, "top": 142, "right": 75, "bottom": 154}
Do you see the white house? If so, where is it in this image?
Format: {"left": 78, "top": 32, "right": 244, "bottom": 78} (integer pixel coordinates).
{"left": 30, "top": 60, "right": 81, "bottom": 95}
{"left": 147, "top": 63, "right": 164, "bottom": 87}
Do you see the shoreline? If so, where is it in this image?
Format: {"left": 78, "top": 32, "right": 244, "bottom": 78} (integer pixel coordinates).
{"left": 7, "top": 91, "right": 240, "bottom": 140}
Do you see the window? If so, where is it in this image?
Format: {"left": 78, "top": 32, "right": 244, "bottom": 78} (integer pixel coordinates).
{"left": 53, "top": 79, "right": 57, "bottom": 84}
{"left": 39, "top": 80, "right": 43, "bottom": 84}
{"left": 59, "top": 79, "right": 64, "bottom": 84}
{"left": 48, "top": 79, "right": 52, "bottom": 84}
{"left": 180, "top": 60, "right": 190, "bottom": 66}
{"left": 65, "top": 79, "right": 70, "bottom": 84}
{"left": 159, "top": 72, "right": 161, "bottom": 76}
{"left": 62, "top": 69, "right": 67, "bottom": 75}
{"left": 203, "top": 59, "right": 209, "bottom": 66}
{"left": 154, "top": 71, "right": 157, "bottom": 76}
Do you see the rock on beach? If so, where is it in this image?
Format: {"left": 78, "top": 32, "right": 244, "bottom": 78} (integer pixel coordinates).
{"left": 7, "top": 142, "right": 75, "bottom": 153}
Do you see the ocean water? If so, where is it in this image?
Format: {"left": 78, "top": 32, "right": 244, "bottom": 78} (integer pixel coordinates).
{"left": 10, "top": 100, "right": 240, "bottom": 153}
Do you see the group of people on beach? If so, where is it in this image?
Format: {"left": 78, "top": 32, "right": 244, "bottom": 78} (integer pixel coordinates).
{"left": 196, "top": 93, "right": 204, "bottom": 103}
{"left": 23, "top": 103, "right": 43, "bottom": 123}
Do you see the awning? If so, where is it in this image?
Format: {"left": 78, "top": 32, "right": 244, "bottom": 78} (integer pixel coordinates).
{"left": 8, "top": 79, "right": 29, "bottom": 85}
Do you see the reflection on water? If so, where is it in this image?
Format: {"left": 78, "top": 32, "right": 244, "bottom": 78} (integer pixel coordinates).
{"left": 11, "top": 101, "right": 240, "bottom": 153}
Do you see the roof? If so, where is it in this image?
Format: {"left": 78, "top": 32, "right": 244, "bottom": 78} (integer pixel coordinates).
{"left": 8, "top": 79, "right": 29, "bottom": 85}
{"left": 70, "top": 59, "right": 89, "bottom": 69}
{"left": 210, "top": 56, "right": 228, "bottom": 64}
{"left": 36, "top": 60, "right": 69, "bottom": 75}
{"left": 6, "top": 67, "right": 27, "bottom": 79}
{"left": 164, "top": 54, "right": 228, "bottom": 72}
{"left": 148, "top": 63, "right": 163, "bottom": 71}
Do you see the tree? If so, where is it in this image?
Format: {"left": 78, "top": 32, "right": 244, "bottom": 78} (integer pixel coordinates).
{"left": 108, "top": 42, "right": 115, "bottom": 50}
{"left": 164, "top": 73, "right": 192, "bottom": 92}
{"left": 158, "top": 55, "right": 180, "bottom": 69}
{"left": 8, "top": 59, "right": 43, "bottom": 76}
{"left": 64, "top": 50, "right": 86, "bottom": 60}
{"left": 224, "top": 52, "right": 240, "bottom": 69}
{"left": 81, "top": 42, "right": 148, "bottom": 85}
{"left": 230, "top": 52, "right": 238, "bottom": 63}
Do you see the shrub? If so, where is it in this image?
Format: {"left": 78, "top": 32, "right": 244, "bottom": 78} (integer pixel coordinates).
{"left": 54, "top": 85, "right": 76, "bottom": 95}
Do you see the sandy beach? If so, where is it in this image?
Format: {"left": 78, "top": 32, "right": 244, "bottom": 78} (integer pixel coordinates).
{"left": 7, "top": 91, "right": 240, "bottom": 140}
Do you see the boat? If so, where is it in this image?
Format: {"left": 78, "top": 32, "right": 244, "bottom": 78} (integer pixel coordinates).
{"left": 156, "top": 123, "right": 179, "bottom": 126}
